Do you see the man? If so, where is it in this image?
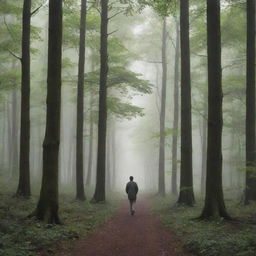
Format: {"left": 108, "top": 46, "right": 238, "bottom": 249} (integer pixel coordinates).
{"left": 125, "top": 176, "right": 138, "bottom": 215}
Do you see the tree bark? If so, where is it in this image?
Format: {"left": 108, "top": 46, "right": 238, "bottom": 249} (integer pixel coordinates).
{"left": 11, "top": 89, "right": 19, "bottom": 178}
{"left": 7, "top": 96, "right": 12, "bottom": 174}
{"left": 32, "top": 0, "right": 62, "bottom": 224}
{"left": 106, "top": 129, "right": 111, "bottom": 191}
{"left": 158, "top": 18, "right": 167, "bottom": 197}
{"left": 245, "top": 0, "right": 256, "bottom": 203}
{"left": 200, "top": 102, "right": 207, "bottom": 194}
{"left": 86, "top": 93, "right": 94, "bottom": 186}
{"left": 171, "top": 20, "right": 180, "bottom": 196}
{"left": 200, "top": 0, "right": 230, "bottom": 219}
{"left": 111, "top": 122, "right": 116, "bottom": 189}
{"left": 76, "top": 0, "right": 87, "bottom": 201}
{"left": 92, "top": 0, "right": 109, "bottom": 203}
{"left": 16, "top": 0, "right": 31, "bottom": 197}
{"left": 177, "top": 0, "right": 195, "bottom": 206}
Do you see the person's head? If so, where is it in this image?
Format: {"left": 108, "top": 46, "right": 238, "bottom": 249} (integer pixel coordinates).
{"left": 129, "top": 176, "right": 134, "bottom": 181}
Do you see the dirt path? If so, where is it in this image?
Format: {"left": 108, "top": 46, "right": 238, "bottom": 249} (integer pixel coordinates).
{"left": 57, "top": 197, "right": 190, "bottom": 256}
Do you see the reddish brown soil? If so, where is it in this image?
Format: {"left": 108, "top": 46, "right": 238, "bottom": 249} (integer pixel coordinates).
{"left": 57, "top": 198, "right": 190, "bottom": 256}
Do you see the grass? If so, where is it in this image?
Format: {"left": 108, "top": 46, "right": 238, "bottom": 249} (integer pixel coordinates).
{"left": 153, "top": 195, "right": 256, "bottom": 256}
{"left": 0, "top": 180, "right": 121, "bottom": 256}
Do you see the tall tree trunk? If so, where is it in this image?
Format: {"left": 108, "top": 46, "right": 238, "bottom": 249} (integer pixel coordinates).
{"left": 11, "top": 89, "right": 19, "bottom": 178}
{"left": 106, "top": 129, "right": 111, "bottom": 191}
{"left": 7, "top": 96, "right": 12, "bottom": 174}
{"left": 31, "top": 0, "right": 63, "bottom": 224}
{"left": 200, "top": 105, "right": 207, "bottom": 194}
{"left": 86, "top": 94, "right": 94, "bottom": 186}
{"left": 2, "top": 102, "right": 6, "bottom": 169}
{"left": 92, "top": 0, "right": 108, "bottom": 203}
{"left": 16, "top": 0, "right": 31, "bottom": 197}
{"left": 177, "top": 0, "right": 195, "bottom": 206}
{"left": 199, "top": 0, "right": 230, "bottom": 219}
{"left": 76, "top": 0, "right": 87, "bottom": 201}
{"left": 245, "top": 0, "right": 256, "bottom": 203}
{"left": 111, "top": 122, "right": 116, "bottom": 189}
{"left": 158, "top": 18, "right": 167, "bottom": 196}
{"left": 171, "top": 20, "right": 180, "bottom": 196}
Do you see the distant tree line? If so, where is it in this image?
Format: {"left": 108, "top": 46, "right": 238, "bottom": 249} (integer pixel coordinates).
{"left": 0, "top": 0, "right": 255, "bottom": 223}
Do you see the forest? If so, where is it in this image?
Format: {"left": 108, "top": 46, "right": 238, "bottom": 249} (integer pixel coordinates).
{"left": 0, "top": 0, "right": 256, "bottom": 255}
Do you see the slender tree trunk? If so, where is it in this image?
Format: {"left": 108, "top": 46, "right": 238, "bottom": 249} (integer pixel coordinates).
{"left": 106, "top": 129, "right": 111, "bottom": 191}
{"left": 245, "top": 0, "right": 256, "bottom": 203}
{"left": 2, "top": 102, "right": 6, "bottom": 169}
{"left": 76, "top": 0, "right": 87, "bottom": 201}
{"left": 171, "top": 20, "right": 180, "bottom": 196}
{"left": 111, "top": 122, "right": 116, "bottom": 189}
{"left": 201, "top": 102, "right": 207, "bottom": 194}
{"left": 31, "top": 0, "right": 63, "bottom": 224}
{"left": 92, "top": 0, "right": 108, "bottom": 203}
{"left": 11, "top": 89, "right": 19, "bottom": 178}
{"left": 158, "top": 18, "right": 167, "bottom": 196}
{"left": 16, "top": 0, "right": 31, "bottom": 197}
{"left": 177, "top": 0, "right": 195, "bottom": 206}
{"left": 86, "top": 94, "right": 94, "bottom": 186}
{"left": 7, "top": 96, "right": 12, "bottom": 174}
{"left": 199, "top": 0, "right": 230, "bottom": 219}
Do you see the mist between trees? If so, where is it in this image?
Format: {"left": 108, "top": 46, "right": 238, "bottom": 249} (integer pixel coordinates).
{"left": 0, "top": 0, "right": 255, "bottom": 222}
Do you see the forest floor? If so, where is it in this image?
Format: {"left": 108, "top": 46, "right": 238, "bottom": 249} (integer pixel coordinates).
{"left": 54, "top": 196, "right": 190, "bottom": 256}
{"left": 1, "top": 182, "right": 256, "bottom": 256}
{"left": 153, "top": 195, "right": 256, "bottom": 256}
{"left": 0, "top": 182, "right": 119, "bottom": 256}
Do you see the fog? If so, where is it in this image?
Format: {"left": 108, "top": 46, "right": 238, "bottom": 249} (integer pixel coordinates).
{"left": 0, "top": 1, "right": 247, "bottom": 200}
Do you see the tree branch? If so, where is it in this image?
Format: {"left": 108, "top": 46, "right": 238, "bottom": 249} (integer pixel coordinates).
{"left": 108, "top": 29, "right": 118, "bottom": 36}
{"left": 7, "top": 49, "right": 22, "bottom": 61}
{"left": 108, "top": 10, "right": 123, "bottom": 20}
{"left": 31, "top": 3, "right": 43, "bottom": 16}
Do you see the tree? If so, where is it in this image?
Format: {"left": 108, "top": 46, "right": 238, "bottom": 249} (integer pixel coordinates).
{"left": 199, "top": 0, "right": 230, "bottom": 220}
{"left": 177, "top": 0, "right": 195, "bottom": 206}
{"left": 200, "top": 102, "right": 207, "bottom": 194}
{"left": 91, "top": 0, "right": 109, "bottom": 203}
{"left": 16, "top": 0, "right": 31, "bottom": 198}
{"left": 171, "top": 20, "right": 180, "bottom": 196}
{"left": 30, "top": 0, "right": 63, "bottom": 223}
{"left": 86, "top": 89, "right": 94, "bottom": 186}
{"left": 158, "top": 18, "right": 167, "bottom": 196}
{"left": 76, "top": 0, "right": 87, "bottom": 201}
{"left": 245, "top": 0, "right": 256, "bottom": 203}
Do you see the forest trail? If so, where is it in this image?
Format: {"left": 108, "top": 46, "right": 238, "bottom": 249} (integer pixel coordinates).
{"left": 56, "top": 197, "right": 190, "bottom": 256}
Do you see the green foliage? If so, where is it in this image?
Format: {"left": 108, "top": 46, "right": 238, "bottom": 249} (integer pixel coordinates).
{"left": 140, "top": 0, "right": 177, "bottom": 17}
{"left": 108, "top": 96, "right": 144, "bottom": 119}
{"left": 86, "top": 66, "right": 152, "bottom": 94}
{"left": 150, "top": 127, "right": 179, "bottom": 140}
{"left": 85, "top": 65, "right": 152, "bottom": 120}
{"left": 0, "top": 71, "right": 20, "bottom": 90}
{"left": 0, "top": 185, "right": 119, "bottom": 256}
{"left": 153, "top": 196, "right": 256, "bottom": 256}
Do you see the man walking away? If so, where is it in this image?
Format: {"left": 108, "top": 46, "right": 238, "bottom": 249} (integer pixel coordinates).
{"left": 126, "top": 176, "right": 138, "bottom": 216}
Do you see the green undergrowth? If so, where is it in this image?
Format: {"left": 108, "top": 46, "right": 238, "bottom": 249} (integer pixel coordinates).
{"left": 153, "top": 196, "right": 256, "bottom": 256}
{"left": 0, "top": 182, "right": 121, "bottom": 256}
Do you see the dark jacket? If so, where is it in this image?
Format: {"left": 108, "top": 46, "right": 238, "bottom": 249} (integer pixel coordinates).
{"left": 126, "top": 181, "right": 138, "bottom": 201}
